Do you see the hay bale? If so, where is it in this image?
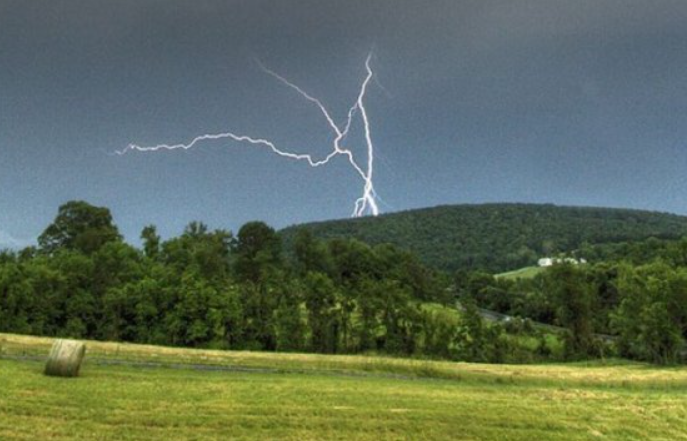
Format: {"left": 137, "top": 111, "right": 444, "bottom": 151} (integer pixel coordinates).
{"left": 44, "top": 339, "right": 86, "bottom": 378}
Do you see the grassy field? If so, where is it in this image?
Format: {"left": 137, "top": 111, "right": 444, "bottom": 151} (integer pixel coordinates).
{"left": 1, "top": 334, "right": 687, "bottom": 440}
{"left": 496, "top": 266, "right": 545, "bottom": 280}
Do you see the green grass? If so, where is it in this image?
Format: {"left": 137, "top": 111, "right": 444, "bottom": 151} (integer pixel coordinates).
{"left": 1, "top": 334, "right": 687, "bottom": 440}
{"left": 496, "top": 266, "right": 545, "bottom": 280}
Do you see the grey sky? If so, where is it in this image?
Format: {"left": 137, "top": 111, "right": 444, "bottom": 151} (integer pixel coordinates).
{"left": 2, "top": 0, "right": 687, "bottom": 247}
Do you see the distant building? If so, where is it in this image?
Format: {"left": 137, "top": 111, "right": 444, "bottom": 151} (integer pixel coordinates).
{"left": 538, "top": 257, "right": 587, "bottom": 267}
{"left": 538, "top": 258, "right": 553, "bottom": 267}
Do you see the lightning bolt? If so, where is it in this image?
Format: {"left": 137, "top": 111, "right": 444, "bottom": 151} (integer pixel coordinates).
{"left": 117, "top": 54, "right": 380, "bottom": 217}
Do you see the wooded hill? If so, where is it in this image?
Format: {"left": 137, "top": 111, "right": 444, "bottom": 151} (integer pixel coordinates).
{"left": 281, "top": 203, "right": 687, "bottom": 272}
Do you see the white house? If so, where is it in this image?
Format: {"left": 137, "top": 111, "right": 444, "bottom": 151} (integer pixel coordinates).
{"left": 538, "top": 257, "right": 587, "bottom": 267}
{"left": 538, "top": 258, "right": 554, "bottom": 267}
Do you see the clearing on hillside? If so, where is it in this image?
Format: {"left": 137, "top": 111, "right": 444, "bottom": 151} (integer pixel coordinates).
{"left": 496, "top": 265, "right": 546, "bottom": 280}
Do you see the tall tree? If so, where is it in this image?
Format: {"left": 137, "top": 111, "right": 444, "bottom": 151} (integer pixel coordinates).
{"left": 546, "top": 264, "right": 595, "bottom": 359}
{"left": 141, "top": 225, "right": 161, "bottom": 260}
{"left": 235, "top": 221, "right": 281, "bottom": 284}
{"left": 38, "top": 201, "right": 121, "bottom": 255}
{"left": 162, "top": 222, "right": 233, "bottom": 284}
{"left": 294, "top": 229, "right": 333, "bottom": 276}
{"left": 274, "top": 280, "right": 306, "bottom": 352}
{"left": 304, "top": 272, "right": 339, "bottom": 353}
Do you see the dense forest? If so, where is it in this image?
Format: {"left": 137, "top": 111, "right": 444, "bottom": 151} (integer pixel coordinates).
{"left": 281, "top": 203, "right": 687, "bottom": 272}
{"left": 1, "top": 201, "right": 686, "bottom": 365}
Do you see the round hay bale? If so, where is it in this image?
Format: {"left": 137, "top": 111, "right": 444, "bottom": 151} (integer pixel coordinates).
{"left": 44, "top": 339, "right": 86, "bottom": 378}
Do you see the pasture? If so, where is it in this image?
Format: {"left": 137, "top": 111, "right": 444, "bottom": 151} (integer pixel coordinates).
{"left": 0, "top": 333, "right": 686, "bottom": 440}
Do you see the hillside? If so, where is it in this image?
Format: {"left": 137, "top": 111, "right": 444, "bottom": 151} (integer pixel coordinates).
{"left": 2, "top": 333, "right": 687, "bottom": 440}
{"left": 281, "top": 203, "right": 687, "bottom": 272}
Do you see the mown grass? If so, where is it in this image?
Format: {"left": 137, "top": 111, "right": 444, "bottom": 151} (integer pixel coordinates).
{"left": 496, "top": 266, "right": 545, "bottom": 280}
{"left": 1, "top": 333, "right": 687, "bottom": 440}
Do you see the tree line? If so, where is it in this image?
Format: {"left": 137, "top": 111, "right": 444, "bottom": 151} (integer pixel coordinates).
{"left": 1, "top": 201, "right": 492, "bottom": 360}
{"left": 2, "top": 201, "right": 686, "bottom": 365}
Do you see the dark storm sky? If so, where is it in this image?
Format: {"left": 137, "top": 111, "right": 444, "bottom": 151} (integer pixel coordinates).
{"left": 2, "top": 0, "right": 687, "bottom": 247}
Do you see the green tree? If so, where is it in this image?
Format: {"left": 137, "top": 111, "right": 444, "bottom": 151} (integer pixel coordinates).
{"left": 274, "top": 280, "right": 306, "bottom": 352}
{"left": 0, "top": 262, "right": 34, "bottom": 334}
{"left": 38, "top": 201, "right": 121, "bottom": 255}
{"left": 454, "top": 297, "right": 487, "bottom": 361}
{"left": 374, "top": 243, "right": 446, "bottom": 303}
{"left": 162, "top": 222, "right": 233, "bottom": 284}
{"left": 545, "top": 264, "right": 595, "bottom": 359}
{"left": 304, "top": 272, "right": 339, "bottom": 353}
{"left": 141, "top": 225, "right": 161, "bottom": 260}
{"left": 612, "top": 263, "right": 687, "bottom": 364}
{"left": 163, "top": 271, "right": 241, "bottom": 348}
{"left": 419, "top": 305, "right": 458, "bottom": 359}
{"left": 235, "top": 222, "right": 281, "bottom": 284}
{"left": 377, "top": 280, "right": 416, "bottom": 354}
{"left": 294, "top": 229, "right": 333, "bottom": 276}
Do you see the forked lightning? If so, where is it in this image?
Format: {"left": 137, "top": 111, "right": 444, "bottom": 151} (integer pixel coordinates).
{"left": 117, "top": 54, "right": 380, "bottom": 217}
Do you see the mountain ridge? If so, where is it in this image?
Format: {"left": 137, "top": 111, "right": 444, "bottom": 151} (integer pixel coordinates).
{"left": 280, "top": 202, "right": 687, "bottom": 272}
